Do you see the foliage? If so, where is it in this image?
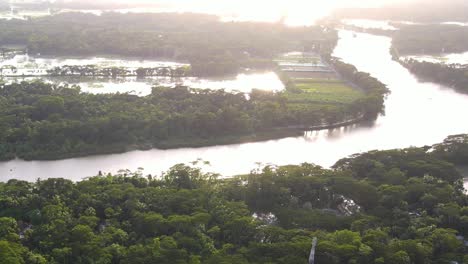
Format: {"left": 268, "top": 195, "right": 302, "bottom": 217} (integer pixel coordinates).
{"left": 401, "top": 59, "right": 468, "bottom": 94}
{"left": 433, "top": 134, "right": 468, "bottom": 165}
{"left": 0, "top": 142, "right": 467, "bottom": 263}
{"left": 329, "top": 58, "right": 389, "bottom": 119}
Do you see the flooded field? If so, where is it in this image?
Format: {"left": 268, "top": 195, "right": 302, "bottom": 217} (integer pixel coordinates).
{"left": 0, "top": 55, "right": 285, "bottom": 94}
{"left": 402, "top": 52, "right": 468, "bottom": 65}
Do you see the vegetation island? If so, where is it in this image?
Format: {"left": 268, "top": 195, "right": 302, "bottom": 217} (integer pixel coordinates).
{"left": 0, "top": 13, "right": 388, "bottom": 161}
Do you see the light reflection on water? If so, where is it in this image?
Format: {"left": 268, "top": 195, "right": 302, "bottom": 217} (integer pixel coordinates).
{"left": 3, "top": 30, "right": 468, "bottom": 182}
{"left": 71, "top": 71, "right": 285, "bottom": 95}
{"left": 0, "top": 55, "right": 187, "bottom": 75}
{"left": 5, "top": 71, "right": 285, "bottom": 95}
{"left": 1, "top": 55, "right": 284, "bottom": 94}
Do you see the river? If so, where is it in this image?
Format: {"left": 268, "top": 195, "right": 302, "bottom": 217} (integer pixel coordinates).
{"left": 1, "top": 30, "right": 468, "bottom": 192}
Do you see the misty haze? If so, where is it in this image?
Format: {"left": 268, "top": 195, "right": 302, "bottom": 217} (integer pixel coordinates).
{"left": 0, "top": 0, "right": 467, "bottom": 263}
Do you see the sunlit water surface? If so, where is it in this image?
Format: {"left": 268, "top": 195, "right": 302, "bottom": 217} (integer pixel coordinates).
{"left": 1, "top": 55, "right": 284, "bottom": 94}
{"left": 6, "top": 72, "right": 284, "bottom": 95}
{"left": 2, "top": 31, "right": 468, "bottom": 193}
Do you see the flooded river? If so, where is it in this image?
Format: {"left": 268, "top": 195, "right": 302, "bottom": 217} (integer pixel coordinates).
{"left": 2, "top": 30, "right": 468, "bottom": 192}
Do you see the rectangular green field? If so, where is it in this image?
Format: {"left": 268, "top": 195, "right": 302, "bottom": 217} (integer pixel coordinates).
{"left": 285, "top": 79, "right": 364, "bottom": 104}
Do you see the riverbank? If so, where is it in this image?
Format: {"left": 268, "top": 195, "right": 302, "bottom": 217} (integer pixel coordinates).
{"left": 11, "top": 128, "right": 303, "bottom": 161}
{"left": 4, "top": 116, "right": 373, "bottom": 162}
{"left": 391, "top": 42, "right": 468, "bottom": 95}
{"left": 396, "top": 58, "right": 468, "bottom": 94}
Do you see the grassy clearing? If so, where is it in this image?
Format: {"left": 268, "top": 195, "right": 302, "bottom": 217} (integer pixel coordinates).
{"left": 285, "top": 78, "right": 364, "bottom": 105}
{"left": 277, "top": 53, "right": 365, "bottom": 106}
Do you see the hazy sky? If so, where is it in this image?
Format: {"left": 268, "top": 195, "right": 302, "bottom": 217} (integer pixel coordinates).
{"left": 66, "top": 0, "right": 464, "bottom": 25}
{"left": 107, "top": 0, "right": 407, "bottom": 8}
{"left": 87, "top": 0, "right": 410, "bottom": 25}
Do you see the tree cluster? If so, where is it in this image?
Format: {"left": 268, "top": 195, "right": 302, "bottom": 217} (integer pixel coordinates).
{"left": 43, "top": 65, "right": 191, "bottom": 79}
{"left": 329, "top": 58, "right": 389, "bottom": 119}
{"left": 401, "top": 59, "right": 468, "bottom": 94}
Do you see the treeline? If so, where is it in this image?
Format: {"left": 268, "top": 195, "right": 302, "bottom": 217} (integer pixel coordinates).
{"left": 400, "top": 59, "right": 468, "bottom": 94}
{"left": 393, "top": 24, "right": 468, "bottom": 55}
{"left": 0, "top": 12, "right": 337, "bottom": 76}
{"left": 330, "top": 58, "right": 389, "bottom": 119}
{"left": 0, "top": 137, "right": 467, "bottom": 263}
{"left": 44, "top": 65, "right": 191, "bottom": 78}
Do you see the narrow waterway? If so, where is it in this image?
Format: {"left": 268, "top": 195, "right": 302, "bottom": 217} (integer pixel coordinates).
{"left": 2, "top": 30, "right": 468, "bottom": 187}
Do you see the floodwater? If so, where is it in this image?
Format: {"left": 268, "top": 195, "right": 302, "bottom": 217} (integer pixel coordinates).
{"left": 402, "top": 52, "right": 468, "bottom": 65}
{"left": 0, "top": 55, "right": 188, "bottom": 76}
{"left": 1, "top": 55, "right": 284, "bottom": 94}
{"left": 2, "top": 30, "right": 468, "bottom": 188}
{"left": 5, "top": 72, "right": 285, "bottom": 95}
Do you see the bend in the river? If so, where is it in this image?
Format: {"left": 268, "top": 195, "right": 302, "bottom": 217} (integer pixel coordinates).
{"left": 2, "top": 30, "right": 468, "bottom": 183}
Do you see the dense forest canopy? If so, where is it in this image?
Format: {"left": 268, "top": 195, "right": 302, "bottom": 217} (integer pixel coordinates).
{"left": 0, "top": 136, "right": 467, "bottom": 263}
{"left": 0, "top": 12, "right": 337, "bottom": 76}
